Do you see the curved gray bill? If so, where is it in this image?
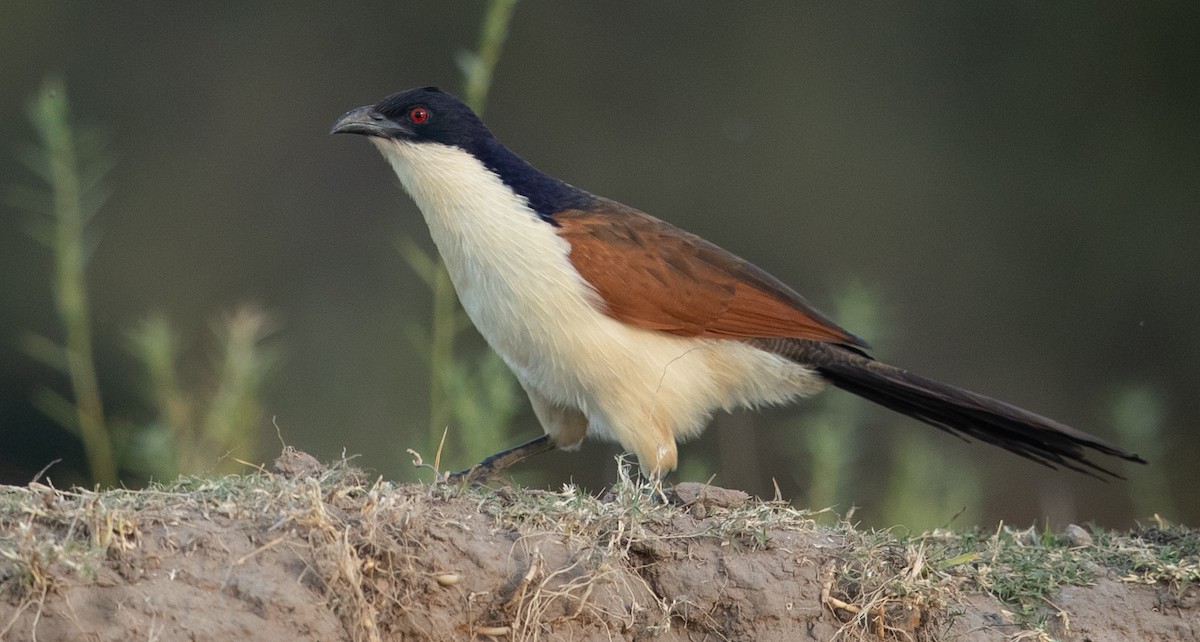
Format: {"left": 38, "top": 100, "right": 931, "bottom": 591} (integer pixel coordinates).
{"left": 330, "top": 105, "right": 404, "bottom": 137}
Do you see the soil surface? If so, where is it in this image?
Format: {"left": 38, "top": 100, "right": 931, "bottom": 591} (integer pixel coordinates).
{"left": 1, "top": 451, "right": 1196, "bottom": 641}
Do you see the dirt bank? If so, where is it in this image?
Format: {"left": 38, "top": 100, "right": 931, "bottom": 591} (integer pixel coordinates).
{"left": 1, "top": 451, "right": 1196, "bottom": 641}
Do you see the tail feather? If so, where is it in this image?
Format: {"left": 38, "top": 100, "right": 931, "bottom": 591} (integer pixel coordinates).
{"left": 752, "top": 339, "right": 1146, "bottom": 478}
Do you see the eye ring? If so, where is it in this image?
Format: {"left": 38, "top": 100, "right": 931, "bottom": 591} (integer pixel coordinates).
{"left": 409, "top": 107, "right": 429, "bottom": 124}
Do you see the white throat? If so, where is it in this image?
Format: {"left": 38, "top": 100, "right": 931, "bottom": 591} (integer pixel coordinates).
{"left": 368, "top": 138, "right": 597, "bottom": 374}
{"left": 371, "top": 139, "right": 529, "bottom": 223}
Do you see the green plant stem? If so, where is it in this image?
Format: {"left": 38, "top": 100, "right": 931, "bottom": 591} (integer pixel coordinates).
{"left": 424, "top": 0, "right": 520, "bottom": 454}
{"left": 33, "top": 79, "right": 117, "bottom": 487}
{"left": 462, "top": 0, "right": 519, "bottom": 117}
{"left": 801, "top": 283, "right": 877, "bottom": 511}
{"left": 1112, "top": 385, "right": 1175, "bottom": 519}
{"left": 427, "top": 266, "right": 456, "bottom": 451}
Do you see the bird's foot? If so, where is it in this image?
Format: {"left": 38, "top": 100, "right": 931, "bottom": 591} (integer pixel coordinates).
{"left": 444, "top": 434, "right": 556, "bottom": 485}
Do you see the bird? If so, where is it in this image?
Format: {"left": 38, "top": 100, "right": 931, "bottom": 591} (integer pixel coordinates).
{"left": 331, "top": 86, "right": 1144, "bottom": 483}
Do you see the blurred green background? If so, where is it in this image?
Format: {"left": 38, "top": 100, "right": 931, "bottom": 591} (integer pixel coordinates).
{"left": 1, "top": 2, "right": 1196, "bottom": 530}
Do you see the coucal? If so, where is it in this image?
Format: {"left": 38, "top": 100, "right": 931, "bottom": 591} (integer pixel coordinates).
{"left": 331, "top": 86, "right": 1144, "bottom": 481}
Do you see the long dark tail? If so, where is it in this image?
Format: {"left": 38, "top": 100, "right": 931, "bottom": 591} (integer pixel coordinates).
{"left": 752, "top": 339, "right": 1146, "bottom": 478}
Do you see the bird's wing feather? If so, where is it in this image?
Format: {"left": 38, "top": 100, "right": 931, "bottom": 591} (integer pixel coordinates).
{"left": 553, "top": 200, "right": 867, "bottom": 348}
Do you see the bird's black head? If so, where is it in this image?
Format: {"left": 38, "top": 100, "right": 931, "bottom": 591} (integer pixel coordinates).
{"left": 330, "top": 86, "right": 493, "bottom": 149}
{"left": 332, "top": 86, "right": 598, "bottom": 218}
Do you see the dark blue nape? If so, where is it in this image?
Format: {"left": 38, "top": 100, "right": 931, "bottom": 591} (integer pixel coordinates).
{"left": 470, "top": 138, "right": 597, "bottom": 222}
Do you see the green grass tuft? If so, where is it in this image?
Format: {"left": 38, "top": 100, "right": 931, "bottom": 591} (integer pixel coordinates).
{"left": 14, "top": 77, "right": 116, "bottom": 487}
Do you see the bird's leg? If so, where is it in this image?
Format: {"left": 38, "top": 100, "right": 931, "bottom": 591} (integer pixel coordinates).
{"left": 446, "top": 434, "right": 555, "bottom": 484}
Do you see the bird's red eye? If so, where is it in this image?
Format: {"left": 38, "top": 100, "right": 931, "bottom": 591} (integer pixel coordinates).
{"left": 409, "top": 107, "right": 429, "bottom": 124}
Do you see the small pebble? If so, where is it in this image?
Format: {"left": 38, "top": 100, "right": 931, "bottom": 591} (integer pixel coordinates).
{"left": 1064, "top": 523, "right": 1093, "bottom": 547}
{"left": 273, "top": 447, "right": 325, "bottom": 479}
